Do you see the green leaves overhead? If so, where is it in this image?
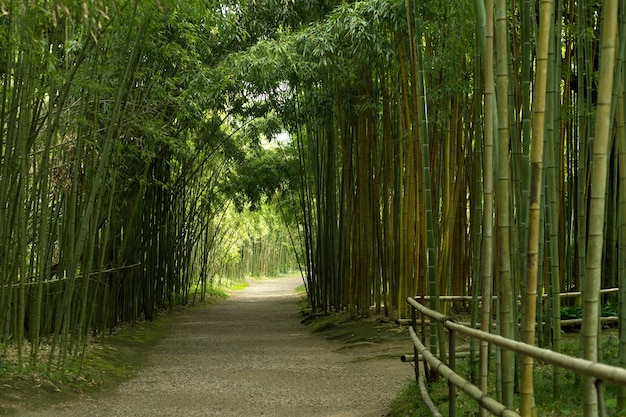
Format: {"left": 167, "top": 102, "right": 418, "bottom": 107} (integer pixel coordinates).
{"left": 300, "top": 0, "right": 403, "bottom": 63}
{"left": 221, "top": 0, "right": 406, "bottom": 91}
{"left": 227, "top": 145, "right": 298, "bottom": 211}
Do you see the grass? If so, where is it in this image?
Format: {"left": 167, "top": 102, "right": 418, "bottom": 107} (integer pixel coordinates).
{"left": 229, "top": 281, "right": 250, "bottom": 291}
{"left": 187, "top": 278, "right": 250, "bottom": 302}
{"left": 0, "top": 314, "right": 175, "bottom": 416}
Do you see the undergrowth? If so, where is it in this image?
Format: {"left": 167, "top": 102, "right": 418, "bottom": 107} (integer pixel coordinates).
{"left": 0, "top": 313, "right": 177, "bottom": 416}
{"left": 0, "top": 283, "right": 240, "bottom": 416}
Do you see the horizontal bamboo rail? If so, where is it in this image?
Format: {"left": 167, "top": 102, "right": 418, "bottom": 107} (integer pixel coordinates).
{"left": 415, "top": 287, "right": 619, "bottom": 301}
{"left": 407, "top": 297, "right": 626, "bottom": 385}
{"left": 405, "top": 296, "right": 626, "bottom": 417}
{"left": 2, "top": 263, "right": 142, "bottom": 289}
{"left": 397, "top": 316, "right": 619, "bottom": 328}
{"left": 560, "top": 316, "right": 618, "bottom": 327}
{"left": 417, "top": 362, "right": 444, "bottom": 417}
{"left": 401, "top": 351, "right": 471, "bottom": 363}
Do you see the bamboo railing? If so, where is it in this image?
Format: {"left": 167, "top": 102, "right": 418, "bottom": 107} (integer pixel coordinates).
{"left": 404, "top": 295, "right": 626, "bottom": 417}
{"left": 414, "top": 287, "right": 619, "bottom": 301}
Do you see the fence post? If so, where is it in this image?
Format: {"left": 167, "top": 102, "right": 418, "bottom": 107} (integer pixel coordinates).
{"left": 412, "top": 302, "right": 419, "bottom": 382}
{"left": 449, "top": 321, "right": 456, "bottom": 417}
{"left": 595, "top": 379, "right": 607, "bottom": 417}
{"left": 420, "top": 295, "right": 432, "bottom": 383}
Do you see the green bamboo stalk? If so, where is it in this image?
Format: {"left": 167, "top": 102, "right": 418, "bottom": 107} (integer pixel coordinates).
{"left": 380, "top": 67, "right": 394, "bottom": 316}
{"left": 15, "top": 48, "right": 35, "bottom": 371}
{"left": 0, "top": 19, "right": 13, "bottom": 345}
{"left": 615, "top": 5, "right": 626, "bottom": 410}
{"left": 617, "top": 71, "right": 626, "bottom": 414}
{"left": 75, "top": 170, "right": 117, "bottom": 358}
{"left": 516, "top": 0, "right": 534, "bottom": 341}
{"left": 396, "top": 40, "right": 410, "bottom": 318}
{"left": 576, "top": 0, "right": 591, "bottom": 302}
{"left": 469, "top": 0, "right": 486, "bottom": 384}
{"left": 49, "top": 16, "right": 150, "bottom": 370}
{"left": 0, "top": 12, "right": 22, "bottom": 344}
{"left": 475, "top": 0, "right": 495, "bottom": 412}
{"left": 544, "top": 0, "right": 562, "bottom": 392}
{"left": 582, "top": 1, "right": 619, "bottom": 415}
{"left": 536, "top": 183, "right": 546, "bottom": 348}
{"left": 495, "top": 0, "right": 515, "bottom": 406}
{"left": 406, "top": 0, "right": 443, "bottom": 359}
{"left": 521, "top": 0, "right": 554, "bottom": 415}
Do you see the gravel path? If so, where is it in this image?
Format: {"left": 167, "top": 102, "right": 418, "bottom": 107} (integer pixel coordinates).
{"left": 24, "top": 276, "right": 412, "bottom": 417}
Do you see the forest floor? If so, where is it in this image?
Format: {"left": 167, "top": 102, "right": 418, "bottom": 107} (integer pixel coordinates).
{"left": 8, "top": 276, "right": 414, "bottom": 416}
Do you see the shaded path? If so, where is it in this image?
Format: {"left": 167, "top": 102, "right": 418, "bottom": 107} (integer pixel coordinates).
{"left": 26, "top": 276, "right": 412, "bottom": 416}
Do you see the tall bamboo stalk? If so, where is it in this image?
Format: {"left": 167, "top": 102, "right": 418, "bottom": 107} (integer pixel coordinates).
{"left": 576, "top": 0, "right": 592, "bottom": 302}
{"left": 494, "top": 0, "right": 515, "bottom": 406}
{"left": 582, "top": 1, "right": 619, "bottom": 414}
{"left": 544, "top": 0, "right": 562, "bottom": 391}
{"left": 520, "top": 0, "right": 554, "bottom": 415}
{"left": 476, "top": 0, "right": 495, "bottom": 413}
{"left": 617, "top": 71, "right": 626, "bottom": 414}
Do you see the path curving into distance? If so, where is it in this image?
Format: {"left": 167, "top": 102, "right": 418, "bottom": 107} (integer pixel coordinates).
{"left": 25, "top": 276, "right": 412, "bottom": 417}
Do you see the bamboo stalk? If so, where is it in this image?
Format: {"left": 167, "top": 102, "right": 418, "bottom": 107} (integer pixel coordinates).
{"left": 616, "top": 42, "right": 626, "bottom": 412}
{"left": 495, "top": 0, "right": 515, "bottom": 404}
{"left": 521, "top": 0, "right": 554, "bottom": 413}
{"left": 583, "top": 1, "right": 619, "bottom": 414}
{"left": 475, "top": 0, "right": 495, "bottom": 412}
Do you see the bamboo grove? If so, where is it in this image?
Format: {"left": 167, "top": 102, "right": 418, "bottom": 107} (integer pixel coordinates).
{"left": 0, "top": 0, "right": 299, "bottom": 374}
{"left": 226, "top": 0, "right": 626, "bottom": 414}
{"left": 4, "top": 0, "right": 626, "bottom": 414}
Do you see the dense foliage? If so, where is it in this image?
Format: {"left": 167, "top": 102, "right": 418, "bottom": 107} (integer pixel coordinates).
{"left": 0, "top": 0, "right": 300, "bottom": 372}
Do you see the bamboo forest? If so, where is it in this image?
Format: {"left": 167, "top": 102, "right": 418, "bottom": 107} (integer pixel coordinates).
{"left": 2, "top": 0, "right": 626, "bottom": 415}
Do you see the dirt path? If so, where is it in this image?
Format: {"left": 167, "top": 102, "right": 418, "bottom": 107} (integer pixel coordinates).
{"left": 24, "top": 276, "right": 413, "bottom": 417}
